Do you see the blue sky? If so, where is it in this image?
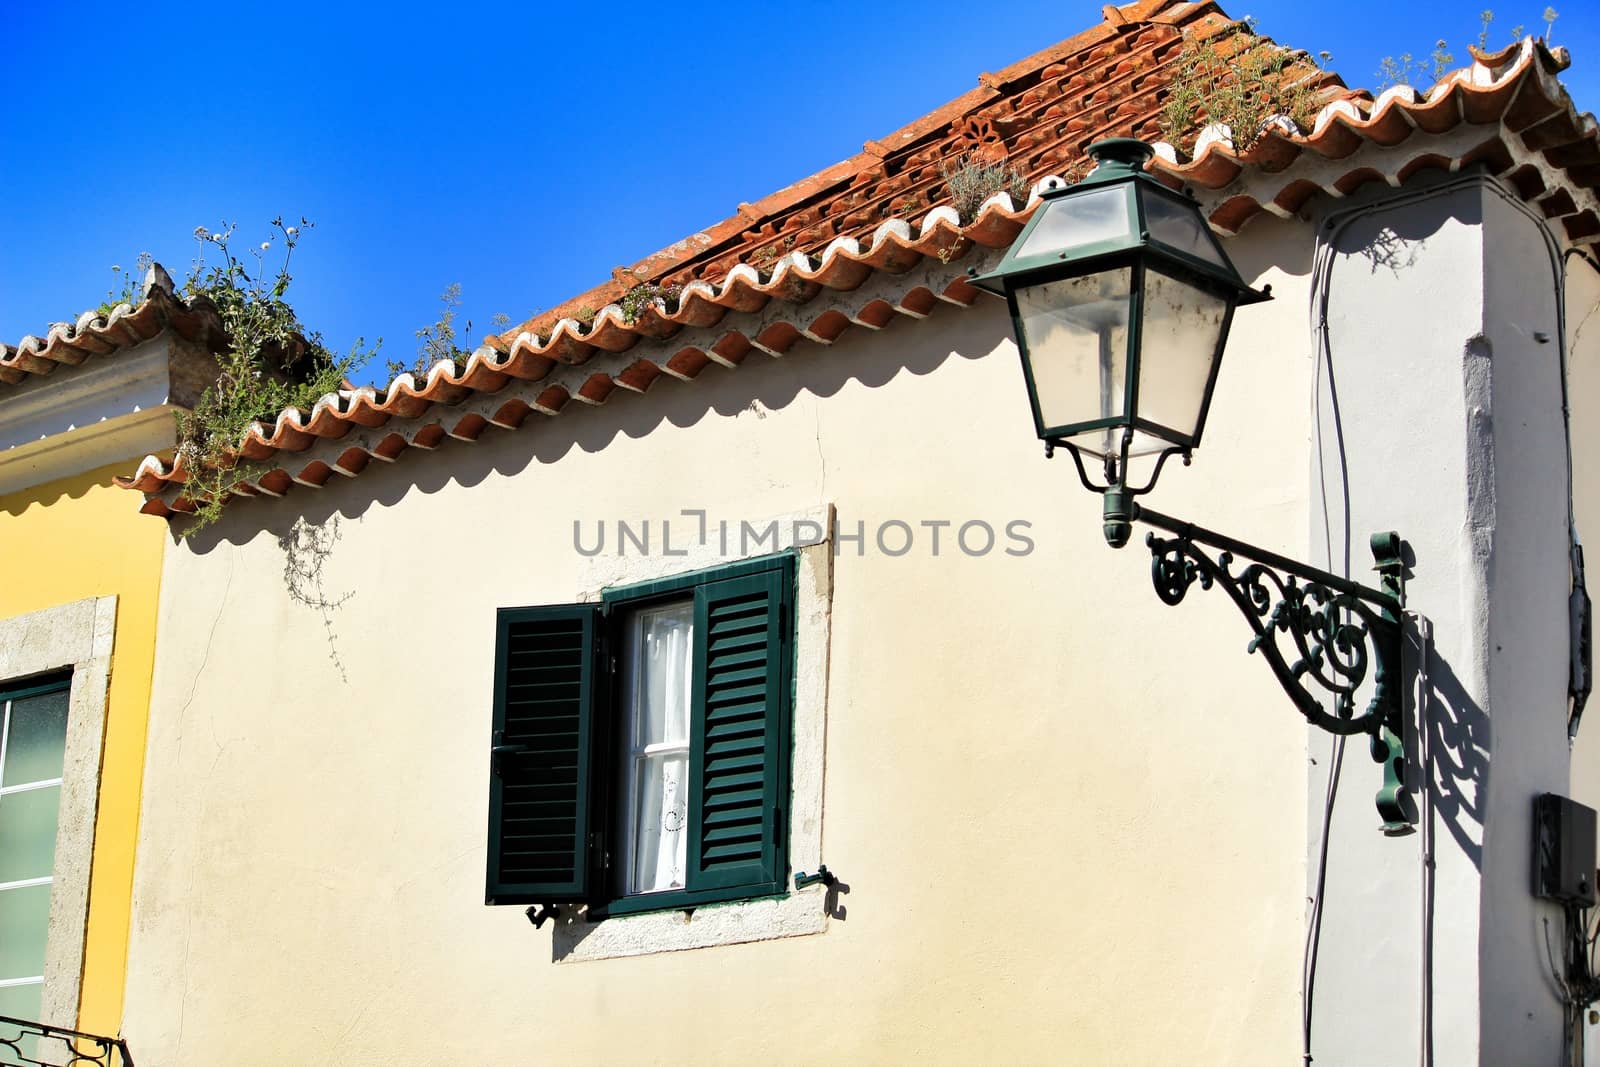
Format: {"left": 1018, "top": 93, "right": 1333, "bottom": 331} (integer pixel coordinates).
{"left": 3, "top": 0, "right": 1595, "bottom": 385}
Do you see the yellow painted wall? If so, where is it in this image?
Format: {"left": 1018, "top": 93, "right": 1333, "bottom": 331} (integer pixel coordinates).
{"left": 0, "top": 459, "right": 167, "bottom": 1036}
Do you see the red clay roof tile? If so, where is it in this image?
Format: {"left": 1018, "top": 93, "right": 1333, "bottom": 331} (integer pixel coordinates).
{"left": 2, "top": 270, "right": 222, "bottom": 388}
{"left": 107, "top": 0, "right": 1600, "bottom": 517}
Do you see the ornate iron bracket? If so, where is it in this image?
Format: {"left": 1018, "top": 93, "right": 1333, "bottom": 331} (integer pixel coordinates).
{"left": 1128, "top": 502, "right": 1409, "bottom": 831}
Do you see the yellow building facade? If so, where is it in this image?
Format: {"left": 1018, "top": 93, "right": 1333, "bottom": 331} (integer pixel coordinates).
{"left": 0, "top": 278, "right": 214, "bottom": 1049}
{"left": 0, "top": 463, "right": 164, "bottom": 1036}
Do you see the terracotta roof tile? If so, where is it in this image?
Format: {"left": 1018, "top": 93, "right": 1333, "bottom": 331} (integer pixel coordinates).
{"left": 1150, "top": 36, "right": 1600, "bottom": 236}
{"left": 115, "top": 0, "right": 1600, "bottom": 517}
{"left": 2, "top": 268, "right": 221, "bottom": 388}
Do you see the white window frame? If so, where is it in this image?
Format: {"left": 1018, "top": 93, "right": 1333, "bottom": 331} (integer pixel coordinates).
{"left": 0, "top": 677, "right": 71, "bottom": 1010}
{"left": 0, "top": 597, "right": 116, "bottom": 1025}
{"left": 548, "top": 506, "right": 833, "bottom": 962}
{"left": 616, "top": 598, "right": 694, "bottom": 898}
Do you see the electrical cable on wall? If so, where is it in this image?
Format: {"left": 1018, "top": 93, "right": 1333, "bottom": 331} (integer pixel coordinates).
{"left": 1301, "top": 194, "right": 1358, "bottom": 1065}
{"left": 1299, "top": 170, "right": 1573, "bottom": 1066}
{"left": 1560, "top": 246, "right": 1596, "bottom": 738}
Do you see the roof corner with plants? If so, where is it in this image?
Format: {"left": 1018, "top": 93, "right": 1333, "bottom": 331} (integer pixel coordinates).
{"left": 16, "top": 0, "right": 1585, "bottom": 524}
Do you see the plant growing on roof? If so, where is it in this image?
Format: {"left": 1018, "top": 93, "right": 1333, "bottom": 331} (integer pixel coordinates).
{"left": 940, "top": 152, "right": 1033, "bottom": 224}
{"left": 173, "top": 218, "right": 378, "bottom": 534}
{"left": 386, "top": 284, "right": 509, "bottom": 380}
{"left": 1376, "top": 40, "right": 1456, "bottom": 90}
{"left": 617, "top": 282, "right": 683, "bottom": 325}
{"left": 97, "top": 252, "right": 154, "bottom": 316}
{"left": 1379, "top": 7, "right": 1560, "bottom": 90}
{"left": 1158, "top": 17, "right": 1331, "bottom": 155}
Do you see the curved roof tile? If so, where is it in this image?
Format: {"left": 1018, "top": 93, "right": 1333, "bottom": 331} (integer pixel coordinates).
{"left": 2, "top": 268, "right": 221, "bottom": 387}
{"left": 115, "top": 0, "right": 1600, "bottom": 516}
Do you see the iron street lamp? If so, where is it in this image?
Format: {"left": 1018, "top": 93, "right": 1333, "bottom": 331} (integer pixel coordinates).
{"left": 972, "top": 139, "right": 1411, "bottom": 831}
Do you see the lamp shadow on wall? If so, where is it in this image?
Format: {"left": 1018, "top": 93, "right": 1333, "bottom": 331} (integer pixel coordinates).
{"left": 1411, "top": 625, "right": 1489, "bottom": 872}
{"left": 177, "top": 299, "right": 1004, "bottom": 554}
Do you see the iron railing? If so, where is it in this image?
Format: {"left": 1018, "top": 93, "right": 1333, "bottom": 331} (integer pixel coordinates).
{"left": 0, "top": 1016, "right": 132, "bottom": 1067}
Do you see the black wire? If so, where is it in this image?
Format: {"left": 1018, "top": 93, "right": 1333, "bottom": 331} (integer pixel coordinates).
{"left": 1302, "top": 733, "right": 1345, "bottom": 1065}
{"left": 1295, "top": 174, "right": 1585, "bottom": 1066}
{"left": 1302, "top": 190, "right": 1357, "bottom": 1067}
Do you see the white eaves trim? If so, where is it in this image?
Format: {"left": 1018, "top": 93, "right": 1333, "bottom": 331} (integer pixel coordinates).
{"left": 0, "top": 336, "right": 181, "bottom": 495}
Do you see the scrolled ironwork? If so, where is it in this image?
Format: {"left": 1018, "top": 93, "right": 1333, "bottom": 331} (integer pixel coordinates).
{"left": 0, "top": 1015, "right": 133, "bottom": 1067}
{"left": 1145, "top": 533, "right": 1398, "bottom": 738}
{"left": 1137, "top": 516, "right": 1409, "bottom": 829}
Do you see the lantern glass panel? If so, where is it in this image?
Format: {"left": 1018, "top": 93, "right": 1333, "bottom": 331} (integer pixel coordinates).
{"left": 1015, "top": 267, "right": 1131, "bottom": 448}
{"left": 1137, "top": 265, "right": 1230, "bottom": 443}
{"left": 1140, "top": 187, "right": 1229, "bottom": 271}
{"left": 1060, "top": 421, "right": 1179, "bottom": 460}
{"left": 1015, "top": 186, "right": 1132, "bottom": 260}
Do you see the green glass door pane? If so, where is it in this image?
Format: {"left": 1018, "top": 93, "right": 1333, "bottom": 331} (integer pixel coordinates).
{"left": 0, "top": 787, "right": 61, "bottom": 884}
{"left": 2, "top": 689, "right": 69, "bottom": 787}
{"left": 0, "top": 883, "right": 51, "bottom": 980}
{"left": 0, "top": 978, "right": 42, "bottom": 1023}
{"left": 0, "top": 981, "right": 45, "bottom": 1058}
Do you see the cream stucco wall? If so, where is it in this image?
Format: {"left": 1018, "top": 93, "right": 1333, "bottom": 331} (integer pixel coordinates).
{"left": 125, "top": 221, "right": 1319, "bottom": 1064}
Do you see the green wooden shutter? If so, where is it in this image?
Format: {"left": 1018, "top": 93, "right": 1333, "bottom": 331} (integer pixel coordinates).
{"left": 486, "top": 603, "right": 606, "bottom": 905}
{"left": 686, "top": 564, "right": 790, "bottom": 893}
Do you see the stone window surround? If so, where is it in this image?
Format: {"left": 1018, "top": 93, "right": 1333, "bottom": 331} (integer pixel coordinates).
{"left": 0, "top": 597, "right": 115, "bottom": 1025}
{"left": 550, "top": 505, "right": 834, "bottom": 962}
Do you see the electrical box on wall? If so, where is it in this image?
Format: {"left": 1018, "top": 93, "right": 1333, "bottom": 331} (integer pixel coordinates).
{"left": 1534, "top": 793, "right": 1597, "bottom": 905}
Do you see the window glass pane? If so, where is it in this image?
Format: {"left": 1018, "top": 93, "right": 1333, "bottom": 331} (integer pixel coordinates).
{"left": 1138, "top": 266, "right": 1228, "bottom": 442}
{"left": 620, "top": 599, "right": 693, "bottom": 895}
{"left": 1016, "top": 186, "right": 1131, "bottom": 259}
{"left": 2, "top": 688, "right": 69, "bottom": 787}
{"left": 631, "top": 755, "right": 688, "bottom": 894}
{"left": 1016, "top": 268, "right": 1131, "bottom": 452}
{"left": 1141, "top": 187, "right": 1229, "bottom": 269}
{"left": 0, "top": 787, "right": 61, "bottom": 885}
{"left": 0, "top": 883, "right": 51, "bottom": 981}
{"left": 633, "top": 603, "right": 693, "bottom": 748}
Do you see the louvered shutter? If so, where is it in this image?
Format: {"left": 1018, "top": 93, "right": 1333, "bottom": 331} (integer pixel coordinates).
{"left": 486, "top": 604, "right": 606, "bottom": 904}
{"left": 686, "top": 565, "right": 790, "bottom": 892}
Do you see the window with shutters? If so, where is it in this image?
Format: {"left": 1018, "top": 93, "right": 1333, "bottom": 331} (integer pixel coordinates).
{"left": 486, "top": 553, "right": 794, "bottom": 918}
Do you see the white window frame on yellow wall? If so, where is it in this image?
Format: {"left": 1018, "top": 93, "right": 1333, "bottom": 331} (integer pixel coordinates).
{"left": 0, "top": 596, "right": 116, "bottom": 1027}
{"left": 0, "top": 674, "right": 72, "bottom": 1020}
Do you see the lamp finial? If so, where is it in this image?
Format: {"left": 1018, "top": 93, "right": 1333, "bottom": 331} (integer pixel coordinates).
{"left": 1086, "top": 138, "right": 1155, "bottom": 175}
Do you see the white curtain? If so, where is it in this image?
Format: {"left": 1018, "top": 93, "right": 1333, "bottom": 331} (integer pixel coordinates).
{"left": 629, "top": 603, "right": 693, "bottom": 893}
